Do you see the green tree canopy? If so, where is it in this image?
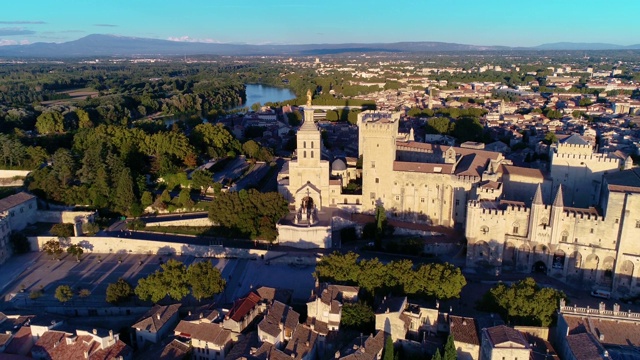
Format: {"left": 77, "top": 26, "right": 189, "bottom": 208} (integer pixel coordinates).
{"left": 340, "top": 302, "right": 375, "bottom": 332}
{"left": 36, "top": 111, "right": 64, "bottom": 134}
{"left": 208, "top": 189, "right": 288, "bottom": 241}
{"left": 478, "top": 277, "right": 566, "bottom": 326}
{"left": 135, "top": 259, "right": 190, "bottom": 303}
{"left": 42, "top": 239, "right": 63, "bottom": 259}
{"left": 106, "top": 278, "right": 134, "bottom": 304}
{"left": 66, "top": 244, "right": 84, "bottom": 261}
{"left": 191, "top": 169, "right": 213, "bottom": 195}
{"left": 185, "top": 261, "right": 226, "bottom": 301}
{"left": 55, "top": 285, "right": 73, "bottom": 303}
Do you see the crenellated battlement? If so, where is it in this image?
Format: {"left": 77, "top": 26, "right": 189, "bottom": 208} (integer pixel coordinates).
{"left": 562, "top": 208, "right": 604, "bottom": 221}
{"left": 552, "top": 152, "right": 621, "bottom": 164}
{"left": 468, "top": 200, "right": 530, "bottom": 215}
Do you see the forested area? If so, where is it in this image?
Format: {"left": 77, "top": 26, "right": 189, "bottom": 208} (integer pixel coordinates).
{"left": 0, "top": 61, "right": 287, "bottom": 225}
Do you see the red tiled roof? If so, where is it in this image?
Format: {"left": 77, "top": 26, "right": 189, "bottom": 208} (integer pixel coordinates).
{"left": 449, "top": 316, "right": 479, "bottom": 345}
{"left": 32, "top": 331, "right": 131, "bottom": 360}
{"left": 132, "top": 304, "right": 181, "bottom": 333}
{"left": 228, "top": 292, "right": 261, "bottom": 322}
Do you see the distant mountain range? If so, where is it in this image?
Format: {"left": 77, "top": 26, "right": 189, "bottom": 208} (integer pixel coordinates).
{"left": 0, "top": 34, "right": 639, "bottom": 57}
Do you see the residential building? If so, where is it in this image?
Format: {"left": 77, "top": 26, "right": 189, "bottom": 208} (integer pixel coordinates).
{"left": 31, "top": 328, "right": 131, "bottom": 360}
{"left": 306, "top": 284, "right": 359, "bottom": 332}
{"left": 174, "top": 320, "right": 233, "bottom": 360}
{"left": 375, "top": 296, "right": 409, "bottom": 342}
{"left": 480, "top": 325, "right": 530, "bottom": 360}
{"left": 132, "top": 304, "right": 181, "bottom": 347}
{"left": 257, "top": 301, "right": 300, "bottom": 346}
{"left": 337, "top": 331, "right": 385, "bottom": 360}
{"left": 449, "top": 316, "right": 480, "bottom": 360}
{"left": 0, "top": 192, "right": 37, "bottom": 232}
{"left": 223, "top": 292, "right": 262, "bottom": 333}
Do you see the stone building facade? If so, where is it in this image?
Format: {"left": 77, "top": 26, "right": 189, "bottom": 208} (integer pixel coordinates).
{"left": 466, "top": 168, "right": 640, "bottom": 296}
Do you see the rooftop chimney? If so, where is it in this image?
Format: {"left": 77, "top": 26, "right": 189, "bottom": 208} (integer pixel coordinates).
{"left": 599, "top": 333, "right": 605, "bottom": 341}
{"left": 109, "top": 330, "right": 113, "bottom": 339}
{"left": 92, "top": 328, "right": 97, "bottom": 335}
{"left": 84, "top": 350, "right": 89, "bottom": 359}
{"left": 156, "top": 314, "right": 161, "bottom": 320}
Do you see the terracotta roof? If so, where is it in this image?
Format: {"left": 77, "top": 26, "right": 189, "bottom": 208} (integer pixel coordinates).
{"left": 227, "top": 292, "right": 261, "bottom": 323}
{"left": 284, "top": 324, "right": 318, "bottom": 360}
{"left": 484, "top": 325, "right": 528, "bottom": 347}
{"left": 4, "top": 326, "right": 33, "bottom": 355}
{"left": 132, "top": 304, "right": 181, "bottom": 333}
{"left": 0, "top": 192, "right": 35, "bottom": 213}
{"left": 136, "top": 338, "right": 190, "bottom": 360}
{"left": 255, "top": 286, "right": 292, "bottom": 305}
{"left": 183, "top": 304, "right": 219, "bottom": 323}
{"left": 339, "top": 331, "right": 385, "bottom": 360}
{"left": 563, "top": 314, "right": 640, "bottom": 347}
{"left": 565, "top": 333, "right": 607, "bottom": 360}
{"left": 479, "top": 180, "right": 501, "bottom": 190}
{"left": 32, "top": 331, "right": 131, "bottom": 360}
{"left": 174, "top": 321, "right": 231, "bottom": 346}
{"left": 258, "top": 301, "right": 299, "bottom": 339}
{"left": 449, "top": 316, "right": 479, "bottom": 345}
{"left": 501, "top": 165, "right": 545, "bottom": 179}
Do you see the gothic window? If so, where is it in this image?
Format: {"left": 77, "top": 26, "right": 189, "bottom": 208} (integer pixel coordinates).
{"left": 311, "top": 141, "right": 314, "bottom": 148}
{"left": 304, "top": 151, "right": 307, "bottom": 158}
{"left": 395, "top": 196, "right": 400, "bottom": 201}
{"left": 481, "top": 226, "right": 489, "bottom": 234}
{"left": 304, "top": 141, "right": 306, "bottom": 148}
{"left": 636, "top": 221, "right": 640, "bottom": 229}
{"left": 375, "top": 178, "right": 379, "bottom": 183}
{"left": 590, "top": 228, "right": 594, "bottom": 234}
{"left": 371, "top": 161, "right": 375, "bottom": 168}
{"left": 512, "top": 223, "right": 519, "bottom": 235}
{"left": 421, "top": 198, "right": 425, "bottom": 203}
{"left": 456, "top": 199, "right": 460, "bottom": 206}
{"left": 561, "top": 231, "right": 568, "bottom": 242}
{"left": 311, "top": 151, "right": 314, "bottom": 158}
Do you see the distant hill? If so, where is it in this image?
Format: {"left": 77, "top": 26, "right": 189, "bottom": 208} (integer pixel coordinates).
{"left": 0, "top": 35, "right": 638, "bottom": 57}
{"left": 534, "top": 42, "right": 640, "bottom": 50}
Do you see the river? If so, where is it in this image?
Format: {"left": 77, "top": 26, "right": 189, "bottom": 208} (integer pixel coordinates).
{"left": 236, "top": 84, "right": 296, "bottom": 109}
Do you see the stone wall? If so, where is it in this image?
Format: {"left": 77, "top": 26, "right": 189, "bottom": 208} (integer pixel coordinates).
{"left": 37, "top": 210, "right": 95, "bottom": 224}
{"left": 0, "top": 170, "right": 30, "bottom": 187}
{"left": 28, "top": 236, "right": 286, "bottom": 260}
{"left": 276, "top": 224, "right": 331, "bottom": 249}
{"left": 144, "top": 217, "right": 215, "bottom": 227}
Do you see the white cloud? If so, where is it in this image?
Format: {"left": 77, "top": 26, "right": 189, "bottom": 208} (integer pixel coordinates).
{"left": 0, "top": 39, "right": 30, "bottom": 46}
{"left": 167, "top": 36, "right": 221, "bottom": 43}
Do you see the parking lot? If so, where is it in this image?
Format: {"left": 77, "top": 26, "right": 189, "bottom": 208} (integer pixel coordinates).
{"left": 0, "top": 252, "right": 316, "bottom": 310}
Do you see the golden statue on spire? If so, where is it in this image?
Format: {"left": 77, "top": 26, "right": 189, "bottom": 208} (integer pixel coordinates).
{"left": 306, "top": 89, "right": 312, "bottom": 107}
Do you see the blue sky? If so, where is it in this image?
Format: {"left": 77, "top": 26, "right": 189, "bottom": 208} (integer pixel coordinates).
{"left": 1, "top": 0, "right": 639, "bottom": 46}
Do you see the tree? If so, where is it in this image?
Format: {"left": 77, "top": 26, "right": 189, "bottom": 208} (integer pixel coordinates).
{"left": 543, "top": 132, "right": 558, "bottom": 145}
{"left": 55, "top": 285, "right": 73, "bottom": 303}
{"left": 114, "top": 168, "right": 137, "bottom": 215}
{"left": 250, "top": 102, "right": 261, "bottom": 112}
{"left": 416, "top": 263, "right": 466, "bottom": 300}
{"left": 208, "top": 189, "right": 288, "bottom": 241}
{"left": 135, "top": 259, "right": 190, "bottom": 303}
{"left": 177, "top": 188, "right": 194, "bottom": 208}
{"left": 478, "top": 277, "right": 566, "bottom": 326}
{"left": 10, "top": 233, "right": 31, "bottom": 254}
{"left": 35, "top": 111, "right": 64, "bottom": 134}
{"left": 51, "top": 149, "right": 76, "bottom": 186}
{"left": 425, "top": 117, "right": 452, "bottom": 134}
{"left": 186, "top": 261, "right": 226, "bottom": 301}
{"left": 315, "top": 251, "right": 360, "bottom": 284}
{"left": 191, "top": 169, "right": 213, "bottom": 195}
{"left": 42, "top": 239, "right": 63, "bottom": 259}
{"left": 383, "top": 336, "right": 394, "bottom": 360}
{"left": 50, "top": 223, "right": 74, "bottom": 238}
{"left": 66, "top": 244, "right": 84, "bottom": 261}
{"left": 106, "top": 278, "right": 134, "bottom": 304}
{"left": 357, "top": 258, "right": 387, "bottom": 295}
{"left": 431, "top": 349, "right": 442, "bottom": 360}
{"left": 75, "top": 109, "right": 93, "bottom": 129}
{"left": 160, "top": 189, "right": 172, "bottom": 203}
{"left": 341, "top": 302, "right": 375, "bottom": 332}
{"left": 141, "top": 191, "right": 154, "bottom": 208}
{"left": 443, "top": 335, "right": 456, "bottom": 360}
